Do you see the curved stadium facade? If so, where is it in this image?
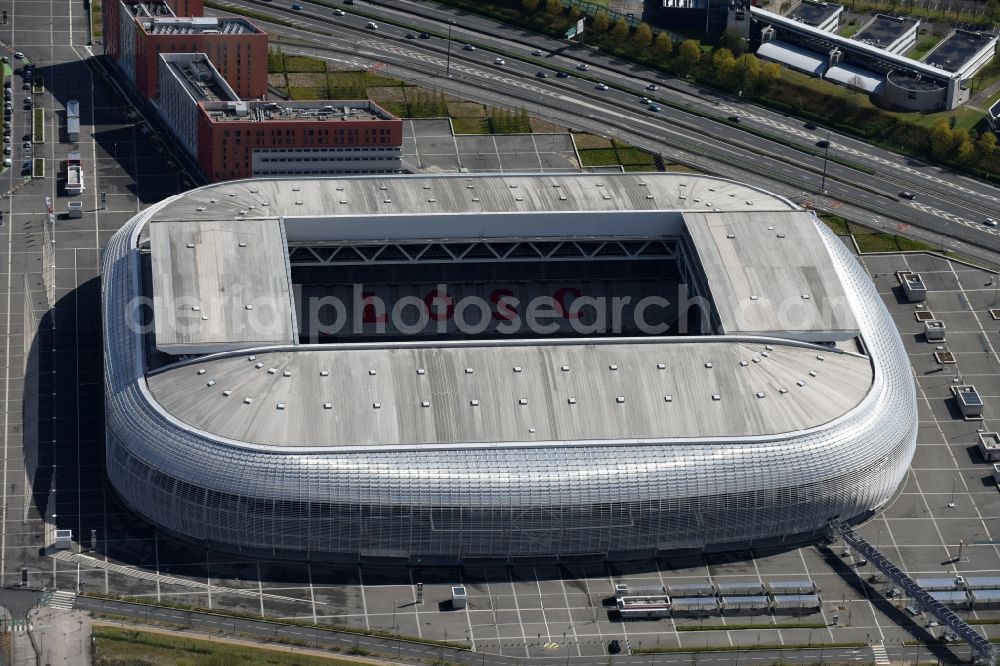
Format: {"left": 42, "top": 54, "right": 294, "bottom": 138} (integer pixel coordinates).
{"left": 102, "top": 173, "right": 916, "bottom": 563}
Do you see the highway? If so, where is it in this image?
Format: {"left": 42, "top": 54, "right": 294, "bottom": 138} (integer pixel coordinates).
{"left": 208, "top": 0, "right": 1000, "bottom": 265}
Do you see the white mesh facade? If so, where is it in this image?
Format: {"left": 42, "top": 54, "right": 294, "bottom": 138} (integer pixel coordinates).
{"left": 102, "top": 181, "right": 916, "bottom": 563}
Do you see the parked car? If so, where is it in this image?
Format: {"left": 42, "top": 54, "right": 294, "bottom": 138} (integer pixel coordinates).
{"left": 3, "top": 146, "right": 10, "bottom": 156}
{"left": 12, "top": 51, "right": 23, "bottom": 59}
{"left": 22, "top": 140, "right": 31, "bottom": 149}
{"left": 22, "top": 98, "right": 30, "bottom": 109}
{"left": 608, "top": 640, "right": 621, "bottom": 655}
{"left": 0, "top": 56, "right": 8, "bottom": 64}
{"left": 22, "top": 82, "right": 30, "bottom": 90}
{"left": 2, "top": 158, "right": 9, "bottom": 167}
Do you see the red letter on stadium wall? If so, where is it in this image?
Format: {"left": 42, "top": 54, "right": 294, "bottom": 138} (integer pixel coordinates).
{"left": 361, "top": 291, "right": 388, "bottom": 324}
{"left": 491, "top": 289, "right": 518, "bottom": 321}
{"left": 423, "top": 287, "right": 455, "bottom": 321}
{"left": 553, "top": 287, "right": 582, "bottom": 319}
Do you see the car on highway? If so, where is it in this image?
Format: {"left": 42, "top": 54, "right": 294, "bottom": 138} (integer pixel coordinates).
{"left": 555, "top": 71, "right": 569, "bottom": 78}
{"left": 646, "top": 83, "right": 658, "bottom": 90}
{"left": 899, "top": 191, "right": 915, "bottom": 200}
{"left": 595, "top": 83, "right": 609, "bottom": 90}
{"left": 418, "top": 32, "right": 431, "bottom": 38}
{"left": 344, "top": 0, "right": 354, "bottom": 3}
{"left": 463, "top": 43, "right": 475, "bottom": 51}
{"left": 639, "top": 96, "right": 650, "bottom": 104}
{"left": 291, "top": 2, "right": 302, "bottom": 8}
{"left": 804, "top": 122, "right": 817, "bottom": 130}
{"left": 727, "top": 115, "right": 740, "bottom": 123}
{"left": 816, "top": 139, "right": 829, "bottom": 149}
{"left": 366, "top": 21, "right": 377, "bottom": 29}
{"left": 405, "top": 33, "right": 415, "bottom": 39}
{"left": 493, "top": 57, "right": 505, "bottom": 65}
{"left": 576, "top": 63, "right": 589, "bottom": 71}
{"left": 985, "top": 217, "right": 997, "bottom": 226}
{"left": 536, "top": 71, "right": 549, "bottom": 78}
{"left": 608, "top": 640, "right": 621, "bottom": 655}
{"left": 333, "top": 8, "right": 345, "bottom": 14}
{"left": 648, "top": 103, "right": 661, "bottom": 112}
{"left": 532, "top": 49, "right": 544, "bottom": 56}
{"left": 12, "top": 51, "right": 23, "bottom": 59}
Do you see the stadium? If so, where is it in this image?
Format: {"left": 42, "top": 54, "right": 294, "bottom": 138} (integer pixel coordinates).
{"left": 102, "top": 173, "right": 917, "bottom": 563}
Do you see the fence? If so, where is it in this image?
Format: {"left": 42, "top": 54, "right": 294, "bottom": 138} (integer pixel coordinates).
{"left": 560, "top": 0, "right": 643, "bottom": 28}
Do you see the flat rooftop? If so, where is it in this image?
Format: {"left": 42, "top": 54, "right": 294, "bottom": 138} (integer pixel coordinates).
{"left": 852, "top": 14, "right": 917, "bottom": 49}
{"left": 123, "top": 0, "right": 174, "bottom": 17}
{"left": 150, "top": 219, "right": 296, "bottom": 354}
{"left": 146, "top": 339, "right": 873, "bottom": 448}
{"left": 923, "top": 30, "right": 995, "bottom": 72}
{"left": 146, "top": 174, "right": 797, "bottom": 225}
{"left": 787, "top": 1, "right": 841, "bottom": 26}
{"left": 683, "top": 210, "right": 858, "bottom": 340}
{"left": 140, "top": 16, "right": 260, "bottom": 34}
{"left": 162, "top": 54, "right": 237, "bottom": 103}
{"left": 200, "top": 100, "right": 394, "bottom": 123}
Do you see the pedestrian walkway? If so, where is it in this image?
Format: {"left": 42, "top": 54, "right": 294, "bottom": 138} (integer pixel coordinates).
{"left": 871, "top": 642, "right": 890, "bottom": 665}
{"left": 7, "top": 618, "right": 28, "bottom": 633}
{"left": 41, "top": 590, "right": 76, "bottom": 611}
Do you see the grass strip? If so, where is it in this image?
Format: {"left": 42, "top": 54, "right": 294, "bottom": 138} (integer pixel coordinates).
{"left": 32, "top": 108, "right": 43, "bottom": 143}
{"left": 83, "top": 592, "right": 469, "bottom": 651}
{"left": 93, "top": 626, "right": 367, "bottom": 666}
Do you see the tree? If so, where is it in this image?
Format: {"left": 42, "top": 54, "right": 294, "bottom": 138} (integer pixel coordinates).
{"left": 521, "top": 0, "right": 539, "bottom": 11}
{"left": 544, "top": 0, "right": 561, "bottom": 14}
{"left": 977, "top": 131, "right": 997, "bottom": 156}
{"left": 634, "top": 23, "right": 653, "bottom": 49}
{"left": 929, "top": 118, "right": 954, "bottom": 157}
{"left": 652, "top": 32, "right": 674, "bottom": 60}
{"left": 759, "top": 61, "right": 781, "bottom": 89}
{"left": 951, "top": 127, "right": 971, "bottom": 153}
{"left": 674, "top": 39, "right": 703, "bottom": 77}
{"left": 957, "top": 138, "right": 977, "bottom": 162}
{"left": 611, "top": 17, "right": 630, "bottom": 41}
{"left": 592, "top": 10, "right": 609, "bottom": 32}
{"left": 712, "top": 48, "right": 738, "bottom": 87}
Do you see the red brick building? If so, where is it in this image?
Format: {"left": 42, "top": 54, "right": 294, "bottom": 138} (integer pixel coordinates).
{"left": 134, "top": 17, "right": 267, "bottom": 100}
{"left": 194, "top": 100, "right": 403, "bottom": 182}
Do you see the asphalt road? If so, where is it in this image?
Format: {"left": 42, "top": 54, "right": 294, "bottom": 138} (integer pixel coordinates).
{"left": 219, "top": 0, "right": 1000, "bottom": 264}
{"left": 76, "top": 595, "right": 970, "bottom": 665}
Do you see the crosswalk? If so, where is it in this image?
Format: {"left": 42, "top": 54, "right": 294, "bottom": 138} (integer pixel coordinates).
{"left": 871, "top": 641, "right": 890, "bottom": 665}
{"left": 7, "top": 619, "right": 28, "bottom": 633}
{"left": 42, "top": 590, "right": 77, "bottom": 611}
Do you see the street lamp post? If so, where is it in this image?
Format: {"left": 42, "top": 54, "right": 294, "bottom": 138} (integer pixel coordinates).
{"left": 446, "top": 19, "right": 456, "bottom": 78}
{"left": 820, "top": 130, "right": 831, "bottom": 194}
